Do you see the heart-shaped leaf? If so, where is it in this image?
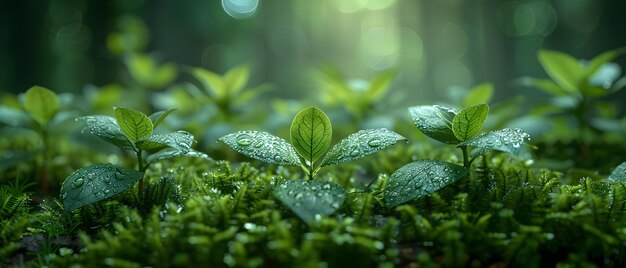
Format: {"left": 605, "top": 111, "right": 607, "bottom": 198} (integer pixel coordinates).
{"left": 290, "top": 106, "right": 332, "bottom": 163}
{"left": 149, "top": 108, "right": 177, "bottom": 129}
{"left": 608, "top": 161, "right": 626, "bottom": 182}
{"left": 408, "top": 105, "right": 459, "bottom": 144}
{"left": 114, "top": 107, "right": 153, "bottom": 142}
{"left": 273, "top": 179, "right": 346, "bottom": 222}
{"left": 219, "top": 131, "right": 300, "bottom": 166}
{"left": 458, "top": 128, "right": 530, "bottom": 155}
{"left": 383, "top": 160, "right": 467, "bottom": 208}
{"left": 136, "top": 131, "right": 195, "bottom": 153}
{"left": 452, "top": 103, "right": 489, "bottom": 141}
{"left": 22, "top": 86, "right": 60, "bottom": 126}
{"left": 61, "top": 164, "right": 144, "bottom": 211}
{"left": 321, "top": 128, "right": 406, "bottom": 167}
{"left": 77, "top": 116, "right": 134, "bottom": 150}
{"left": 146, "top": 149, "right": 213, "bottom": 165}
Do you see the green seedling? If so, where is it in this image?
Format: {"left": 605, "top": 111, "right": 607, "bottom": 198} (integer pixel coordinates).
{"left": 60, "top": 107, "right": 210, "bottom": 211}
{"left": 382, "top": 103, "right": 530, "bottom": 208}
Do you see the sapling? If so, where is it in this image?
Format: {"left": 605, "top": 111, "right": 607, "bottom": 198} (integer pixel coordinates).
{"left": 60, "top": 107, "right": 210, "bottom": 211}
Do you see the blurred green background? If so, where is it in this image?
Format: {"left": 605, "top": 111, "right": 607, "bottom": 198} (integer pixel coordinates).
{"left": 1, "top": 0, "right": 625, "bottom": 105}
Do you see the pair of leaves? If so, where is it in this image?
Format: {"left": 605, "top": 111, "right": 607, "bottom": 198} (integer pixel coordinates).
{"left": 21, "top": 86, "right": 60, "bottom": 126}
{"left": 125, "top": 54, "right": 178, "bottom": 89}
{"left": 187, "top": 64, "right": 269, "bottom": 108}
{"left": 273, "top": 179, "right": 346, "bottom": 222}
{"left": 220, "top": 106, "right": 406, "bottom": 170}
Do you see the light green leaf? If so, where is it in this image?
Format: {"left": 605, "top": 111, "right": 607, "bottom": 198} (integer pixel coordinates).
{"left": 366, "top": 70, "right": 396, "bottom": 101}
{"left": 458, "top": 128, "right": 530, "bottom": 155}
{"left": 538, "top": 50, "right": 584, "bottom": 93}
{"left": 114, "top": 107, "right": 153, "bottom": 142}
{"left": 290, "top": 107, "right": 332, "bottom": 163}
{"left": 77, "top": 116, "right": 134, "bottom": 150}
{"left": 463, "top": 83, "right": 493, "bottom": 107}
{"left": 383, "top": 160, "right": 468, "bottom": 208}
{"left": 321, "top": 128, "right": 406, "bottom": 167}
{"left": 61, "top": 164, "right": 143, "bottom": 211}
{"left": 452, "top": 103, "right": 489, "bottom": 141}
{"left": 188, "top": 67, "right": 226, "bottom": 99}
{"left": 608, "top": 162, "right": 626, "bottom": 182}
{"left": 146, "top": 149, "right": 213, "bottom": 165}
{"left": 232, "top": 84, "right": 272, "bottom": 107}
{"left": 224, "top": 64, "right": 250, "bottom": 94}
{"left": 148, "top": 108, "right": 177, "bottom": 129}
{"left": 408, "top": 105, "right": 459, "bottom": 144}
{"left": 526, "top": 78, "right": 570, "bottom": 96}
{"left": 219, "top": 131, "right": 300, "bottom": 166}
{"left": 273, "top": 179, "right": 346, "bottom": 222}
{"left": 22, "top": 86, "right": 60, "bottom": 126}
{"left": 588, "top": 62, "right": 621, "bottom": 90}
{"left": 136, "top": 131, "right": 195, "bottom": 153}
{"left": 586, "top": 47, "right": 626, "bottom": 78}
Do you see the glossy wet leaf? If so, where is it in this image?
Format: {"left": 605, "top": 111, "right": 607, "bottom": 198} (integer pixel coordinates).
{"left": 452, "top": 103, "right": 489, "bottom": 141}
{"left": 408, "top": 105, "right": 459, "bottom": 144}
{"left": 146, "top": 149, "right": 213, "bottom": 164}
{"left": 321, "top": 128, "right": 406, "bottom": 167}
{"left": 22, "top": 86, "right": 59, "bottom": 126}
{"left": 114, "top": 107, "right": 153, "bottom": 142}
{"left": 608, "top": 161, "right": 626, "bottom": 182}
{"left": 538, "top": 50, "right": 584, "bottom": 93}
{"left": 219, "top": 131, "right": 300, "bottom": 166}
{"left": 61, "top": 164, "right": 143, "bottom": 211}
{"left": 383, "top": 160, "right": 467, "bottom": 208}
{"left": 463, "top": 83, "right": 493, "bottom": 107}
{"left": 149, "top": 108, "right": 176, "bottom": 129}
{"left": 458, "top": 128, "right": 530, "bottom": 155}
{"left": 290, "top": 107, "right": 332, "bottom": 163}
{"left": 136, "top": 131, "right": 195, "bottom": 153}
{"left": 77, "top": 116, "right": 134, "bottom": 150}
{"left": 273, "top": 179, "right": 346, "bottom": 222}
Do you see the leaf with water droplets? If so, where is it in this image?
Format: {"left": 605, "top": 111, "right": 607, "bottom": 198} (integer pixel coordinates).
{"left": 290, "top": 106, "right": 332, "bottom": 163}
{"left": 452, "top": 103, "right": 489, "bottom": 141}
{"left": 608, "top": 161, "right": 626, "bottom": 182}
{"left": 22, "top": 86, "right": 60, "bottom": 126}
{"left": 77, "top": 115, "right": 134, "bottom": 150}
{"left": 148, "top": 108, "right": 176, "bottom": 129}
{"left": 273, "top": 179, "right": 346, "bottom": 222}
{"left": 458, "top": 128, "right": 530, "bottom": 155}
{"left": 321, "top": 128, "right": 407, "bottom": 167}
{"left": 408, "top": 105, "right": 459, "bottom": 144}
{"left": 146, "top": 149, "right": 213, "bottom": 164}
{"left": 383, "top": 160, "right": 467, "bottom": 208}
{"left": 61, "top": 163, "right": 143, "bottom": 211}
{"left": 114, "top": 107, "right": 153, "bottom": 142}
{"left": 219, "top": 131, "right": 300, "bottom": 166}
{"left": 136, "top": 131, "right": 195, "bottom": 153}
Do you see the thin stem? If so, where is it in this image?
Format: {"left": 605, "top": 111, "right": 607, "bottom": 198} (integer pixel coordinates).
{"left": 461, "top": 146, "right": 470, "bottom": 168}
{"left": 136, "top": 150, "right": 146, "bottom": 195}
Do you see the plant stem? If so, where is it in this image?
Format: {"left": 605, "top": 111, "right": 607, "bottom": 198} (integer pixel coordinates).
{"left": 461, "top": 146, "right": 470, "bottom": 168}
{"left": 136, "top": 150, "right": 146, "bottom": 195}
{"left": 39, "top": 127, "right": 50, "bottom": 194}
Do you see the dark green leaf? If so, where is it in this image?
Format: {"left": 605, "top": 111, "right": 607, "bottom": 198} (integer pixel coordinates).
{"left": 383, "top": 160, "right": 467, "bottom": 208}
{"left": 22, "top": 86, "right": 60, "bottom": 126}
{"left": 321, "top": 128, "right": 406, "bottom": 167}
{"left": 0, "top": 105, "right": 31, "bottom": 127}
{"left": 408, "top": 105, "right": 459, "bottom": 144}
{"left": 61, "top": 164, "right": 143, "bottom": 211}
{"left": 219, "top": 131, "right": 300, "bottom": 166}
{"left": 273, "top": 179, "right": 346, "bottom": 222}
{"left": 0, "top": 150, "right": 40, "bottom": 171}
{"left": 608, "top": 162, "right": 626, "bottom": 182}
{"left": 136, "top": 131, "right": 195, "bottom": 153}
{"left": 538, "top": 50, "right": 584, "bottom": 93}
{"left": 114, "top": 107, "right": 153, "bottom": 142}
{"left": 290, "top": 106, "right": 332, "bottom": 163}
{"left": 149, "top": 108, "right": 177, "bottom": 129}
{"left": 458, "top": 128, "right": 530, "bottom": 155}
{"left": 77, "top": 116, "right": 134, "bottom": 150}
{"left": 146, "top": 149, "right": 213, "bottom": 165}
{"left": 463, "top": 83, "right": 493, "bottom": 107}
{"left": 452, "top": 103, "right": 489, "bottom": 141}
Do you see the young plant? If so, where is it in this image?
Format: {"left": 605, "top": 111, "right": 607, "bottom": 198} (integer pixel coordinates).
{"left": 60, "top": 107, "right": 209, "bottom": 211}
{"left": 382, "top": 103, "right": 530, "bottom": 208}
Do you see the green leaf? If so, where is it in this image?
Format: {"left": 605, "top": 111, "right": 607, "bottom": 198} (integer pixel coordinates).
{"left": 408, "top": 105, "right": 459, "bottom": 144}
{"left": 608, "top": 162, "right": 626, "bottom": 182}
{"left": 525, "top": 78, "right": 570, "bottom": 96}
{"left": 452, "top": 103, "right": 489, "bottom": 141}
{"left": 61, "top": 164, "right": 143, "bottom": 211}
{"left": 321, "top": 128, "right": 406, "bottom": 167}
{"left": 219, "top": 131, "right": 300, "bottom": 166}
{"left": 136, "top": 131, "right": 195, "bottom": 153}
{"left": 232, "top": 84, "right": 272, "bottom": 107}
{"left": 273, "top": 179, "right": 346, "bottom": 222}
{"left": 588, "top": 62, "right": 621, "bottom": 90}
{"left": 383, "top": 160, "right": 468, "bottom": 208}
{"left": 224, "top": 64, "right": 250, "bottom": 94}
{"left": 77, "top": 116, "right": 134, "bottom": 150}
{"left": 538, "top": 50, "right": 584, "bottom": 93}
{"left": 0, "top": 105, "right": 31, "bottom": 127}
{"left": 365, "top": 70, "right": 396, "bottom": 101}
{"left": 149, "top": 108, "right": 177, "bottom": 129}
{"left": 290, "top": 107, "right": 332, "bottom": 163}
{"left": 458, "top": 128, "right": 530, "bottom": 155}
{"left": 146, "top": 149, "right": 212, "bottom": 165}
{"left": 586, "top": 47, "right": 626, "bottom": 78}
{"left": 22, "top": 86, "right": 60, "bottom": 126}
{"left": 0, "top": 150, "right": 40, "bottom": 171}
{"left": 114, "top": 107, "right": 153, "bottom": 143}
{"left": 188, "top": 67, "right": 226, "bottom": 99}
{"left": 463, "top": 83, "right": 493, "bottom": 107}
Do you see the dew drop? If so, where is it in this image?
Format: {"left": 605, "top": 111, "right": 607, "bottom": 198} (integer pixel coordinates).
{"left": 73, "top": 178, "right": 85, "bottom": 188}
{"left": 295, "top": 193, "right": 303, "bottom": 199}
{"left": 367, "top": 138, "right": 382, "bottom": 147}
{"left": 350, "top": 150, "right": 360, "bottom": 157}
{"left": 236, "top": 134, "right": 252, "bottom": 146}
{"left": 323, "top": 184, "right": 331, "bottom": 190}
